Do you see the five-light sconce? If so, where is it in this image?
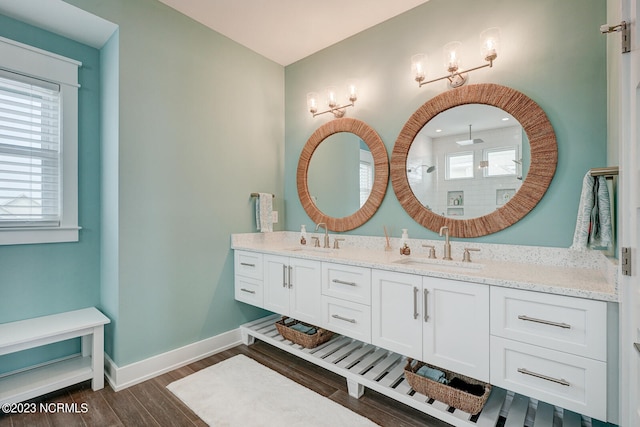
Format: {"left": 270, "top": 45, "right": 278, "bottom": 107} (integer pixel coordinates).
{"left": 412, "top": 27, "right": 500, "bottom": 89}
{"left": 307, "top": 80, "right": 358, "bottom": 118}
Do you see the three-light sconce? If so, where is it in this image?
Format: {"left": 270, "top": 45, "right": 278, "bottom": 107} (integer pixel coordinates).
{"left": 307, "top": 81, "right": 358, "bottom": 118}
{"left": 412, "top": 27, "right": 500, "bottom": 89}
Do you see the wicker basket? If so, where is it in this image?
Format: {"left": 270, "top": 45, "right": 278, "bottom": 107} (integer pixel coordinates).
{"left": 275, "top": 317, "right": 334, "bottom": 349}
{"left": 404, "top": 359, "right": 491, "bottom": 415}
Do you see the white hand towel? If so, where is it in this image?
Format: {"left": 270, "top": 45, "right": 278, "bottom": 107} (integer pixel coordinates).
{"left": 571, "top": 172, "right": 613, "bottom": 250}
{"left": 255, "top": 193, "right": 273, "bottom": 233}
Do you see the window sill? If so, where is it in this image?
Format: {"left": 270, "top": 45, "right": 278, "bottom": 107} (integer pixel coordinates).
{"left": 0, "top": 227, "right": 81, "bottom": 245}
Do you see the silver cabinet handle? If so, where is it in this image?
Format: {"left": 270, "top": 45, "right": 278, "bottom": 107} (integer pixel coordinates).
{"left": 332, "top": 279, "right": 357, "bottom": 286}
{"left": 282, "top": 265, "right": 287, "bottom": 287}
{"left": 518, "top": 315, "right": 571, "bottom": 329}
{"left": 424, "top": 289, "right": 429, "bottom": 322}
{"left": 288, "top": 265, "right": 293, "bottom": 288}
{"left": 240, "top": 288, "right": 256, "bottom": 294}
{"left": 413, "top": 287, "right": 419, "bottom": 320}
{"left": 332, "top": 314, "right": 356, "bottom": 324}
{"left": 517, "top": 368, "right": 570, "bottom": 386}
{"left": 240, "top": 262, "right": 256, "bottom": 267}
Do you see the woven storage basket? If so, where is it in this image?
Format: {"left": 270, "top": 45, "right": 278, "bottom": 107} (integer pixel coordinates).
{"left": 404, "top": 359, "right": 491, "bottom": 415}
{"left": 275, "top": 317, "right": 334, "bottom": 349}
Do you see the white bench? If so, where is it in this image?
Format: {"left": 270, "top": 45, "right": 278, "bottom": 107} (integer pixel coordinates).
{"left": 0, "top": 307, "right": 110, "bottom": 404}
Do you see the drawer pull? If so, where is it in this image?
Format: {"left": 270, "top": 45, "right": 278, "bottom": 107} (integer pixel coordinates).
{"left": 517, "top": 315, "right": 571, "bottom": 329}
{"left": 332, "top": 314, "right": 356, "bottom": 324}
{"left": 332, "top": 279, "right": 357, "bottom": 287}
{"left": 517, "top": 368, "right": 570, "bottom": 386}
{"left": 240, "top": 262, "right": 256, "bottom": 267}
{"left": 240, "top": 288, "right": 256, "bottom": 294}
{"left": 413, "top": 287, "right": 419, "bottom": 320}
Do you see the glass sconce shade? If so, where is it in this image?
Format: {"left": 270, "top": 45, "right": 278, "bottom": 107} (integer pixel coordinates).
{"left": 326, "top": 86, "right": 339, "bottom": 108}
{"left": 480, "top": 27, "right": 500, "bottom": 61}
{"left": 443, "top": 41, "right": 462, "bottom": 73}
{"left": 346, "top": 80, "right": 359, "bottom": 103}
{"left": 307, "top": 92, "right": 319, "bottom": 114}
{"left": 411, "top": 53, "right": 427, "bottom": 83}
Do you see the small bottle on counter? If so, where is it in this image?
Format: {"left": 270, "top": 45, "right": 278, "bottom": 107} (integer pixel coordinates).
{"left": 400, "top": 229, "right": 411, "bottom": 255}
{"left": 300, "top": 225, "right": 307, "bottom": 245}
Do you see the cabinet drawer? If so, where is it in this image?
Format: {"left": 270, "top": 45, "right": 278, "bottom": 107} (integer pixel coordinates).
{"left": 234, "top": 251, "right": 263, "bottom": 280}
{"left": 321, "top": 296, "right": 371, "bottom": 343}
{"left": 322, "top": 263, "right": 371, "bottom": 305}
{"left": 490, "top": 287, "right": 607, "bottom": 361}
{"left": 490, "top": 336, "right": 606, "bottom": 420}
{"left": 235, "top": 276, "right": 263, "bottom": 307}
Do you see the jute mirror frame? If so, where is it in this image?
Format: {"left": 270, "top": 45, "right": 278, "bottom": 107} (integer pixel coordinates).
{"left": 391, "top": 83, "right": 557, "bottom": 237}
{"left": 297, "top": 118, "right": 389, "bottom": 232}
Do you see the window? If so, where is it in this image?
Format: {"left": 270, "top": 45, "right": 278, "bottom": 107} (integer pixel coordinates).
{"left": 359, "top": 148, "right": 373, "bottom": 207}
{"left": 446, "top": 152, "right": 474, "bottom": 180}
{"left": 0, "top": 36, "right": 80, "bottom": 245}
{"left": 484, "top": 147, "right": 518, "bottom": 177}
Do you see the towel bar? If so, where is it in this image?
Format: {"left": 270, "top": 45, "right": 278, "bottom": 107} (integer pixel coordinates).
{"left": 250, "top": 193, "right": 275, "bottom": 198}
{"left": 589, "top": 166, "right": 618, "bottom": 177}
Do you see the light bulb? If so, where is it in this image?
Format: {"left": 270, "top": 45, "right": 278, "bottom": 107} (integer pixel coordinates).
{"left": 443, "top": 41, "right": 462, "bottom": 73}
{"left": 326, "top": 86, "right": 338, "bottom": 108}
{"left": 346, "top": 80, "right": 358, "bottom": 103}
{"left": 480, "top": 27, "right": 500, "bottom": 62}
{"left": 306, "top": 92, "right": 319, "bottom": 114}
{"left": 411, "top": 53, "right": 426, "bottom": 83}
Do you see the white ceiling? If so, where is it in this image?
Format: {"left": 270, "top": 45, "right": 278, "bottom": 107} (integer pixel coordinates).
{"left": 157, "top": 0, "right": 430, "bottom": 66}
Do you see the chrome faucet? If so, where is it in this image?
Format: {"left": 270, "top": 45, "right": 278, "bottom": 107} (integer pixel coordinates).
{"left": 439, "top": 226, "right": 452, "bottom": 260}
{"left": 315, "top": 222, "right": 330, "bottom": 248}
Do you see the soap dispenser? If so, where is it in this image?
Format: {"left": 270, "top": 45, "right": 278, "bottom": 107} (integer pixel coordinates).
{"left": 400, "top": 229, "right": 411, "bottom": 255}
{"left": 300, "top": 225, "right": 307, "bottom": 245}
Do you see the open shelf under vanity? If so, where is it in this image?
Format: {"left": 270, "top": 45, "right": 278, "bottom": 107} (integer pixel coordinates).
{"left": 240, "top": 314, "right": 606, "bottom": 427}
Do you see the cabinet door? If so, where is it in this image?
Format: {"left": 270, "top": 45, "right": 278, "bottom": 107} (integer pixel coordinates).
{"left": 289, "top": 258, "right": 322, "bottom": 324}
{"left": 263, "top": 254, "right": 290, "bottom": 315}
{"left": 423, "top": 277, "right": 489, "bottom": 382}
{"left": 372, "top": 270, "right": 422, "bottom": 360}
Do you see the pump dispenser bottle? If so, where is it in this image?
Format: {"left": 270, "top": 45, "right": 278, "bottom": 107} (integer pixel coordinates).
{"left": 400, "top": 229, "right": 411, "bottom": 255}
{"left": 300, "top": 225, "right": 307, "bottom": 245}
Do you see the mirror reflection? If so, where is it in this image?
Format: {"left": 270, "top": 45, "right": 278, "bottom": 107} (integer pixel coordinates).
{"left": 407, "top": 104, "right": 530, "bottom": 219}
{"left": 308, "top": 132, "right": 374, "bottom": 218}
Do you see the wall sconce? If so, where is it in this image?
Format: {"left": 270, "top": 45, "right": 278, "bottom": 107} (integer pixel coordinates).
{"left": 307, "top": 81, "right": 358, "bottom": 118}
{"left": 412, "top": 27, "right": 500, "bottom": 89}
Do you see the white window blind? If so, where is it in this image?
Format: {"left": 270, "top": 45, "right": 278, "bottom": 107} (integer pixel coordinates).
{"left": 359, "top": 160, "right": 372, "bottom": 207}
{"left": 0, "top": 70, "right": 61, "bottom": 226}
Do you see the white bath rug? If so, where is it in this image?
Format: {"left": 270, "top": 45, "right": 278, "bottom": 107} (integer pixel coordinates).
{"left": 166, "top": 354, "right": 379, "bottom": 427}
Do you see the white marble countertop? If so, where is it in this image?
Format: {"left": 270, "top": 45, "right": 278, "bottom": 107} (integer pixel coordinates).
{"left": 231, "top": 232, "right": 619, "bottom": 302}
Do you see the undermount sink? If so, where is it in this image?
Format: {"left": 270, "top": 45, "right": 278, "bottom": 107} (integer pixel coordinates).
{"left": 285, "top": 246, "right": 335, "bottom": 254}
{"left": 392, "top": 256, "right": 484, "bottom": 271}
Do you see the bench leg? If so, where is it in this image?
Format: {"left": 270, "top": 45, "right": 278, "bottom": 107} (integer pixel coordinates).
{"left": 90, "top": 326, "right": 105, "bottom": 390}
{"left": 347, "top": 378, "right": 364, "bottom": 398}
{"left": 241, "top": 328, "right": 255, "bottom": 346}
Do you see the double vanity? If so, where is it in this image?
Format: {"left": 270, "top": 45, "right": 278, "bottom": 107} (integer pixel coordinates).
{"left": 232, "top": 231, "right": 618, "bottom": 424}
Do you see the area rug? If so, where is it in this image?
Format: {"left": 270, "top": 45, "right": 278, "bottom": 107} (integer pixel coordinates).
{"left": 167, "top": 354, "right": 379, "bottom": 426}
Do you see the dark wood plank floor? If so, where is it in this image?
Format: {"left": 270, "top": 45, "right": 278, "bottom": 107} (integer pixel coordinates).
{"left": 0, "top": 340, "right": 453, "bottom": 427}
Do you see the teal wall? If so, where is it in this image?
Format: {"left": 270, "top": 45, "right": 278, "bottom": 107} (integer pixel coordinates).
{"left": 67, "top": 0, "right": 282, "bottom": 366}
{"left": 284, "top": 0, "right": 607, "bottom": 247}
{"left": 0, "top": 14, "right": 101, "bottom": 374}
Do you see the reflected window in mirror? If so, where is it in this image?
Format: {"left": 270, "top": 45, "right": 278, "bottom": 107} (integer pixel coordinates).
{"left": 359, "top": 146, "right": 373, "bottom": 207}
{"left": 446, "top": 152, "right": 474, "bottom": 180}
{"left": 483, "top": 146, "right": 519, "bottom": 177}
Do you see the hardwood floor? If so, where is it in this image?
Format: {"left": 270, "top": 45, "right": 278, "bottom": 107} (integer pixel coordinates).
{"left": 0, "top": 341, "right": 453, "bottom": 427}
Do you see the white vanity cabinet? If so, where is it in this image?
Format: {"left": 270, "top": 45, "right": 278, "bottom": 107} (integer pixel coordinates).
{"left": 234, "top": 250, "right": 264, "bottom": 307}
{"left": 489, "top": 287, "right": 608, "bottom": 420}
{"left": 371, "top": 269, "right": 490, "bottom": 382}
{"left": 263, "top": 254, "right": 322, "bottom": 325}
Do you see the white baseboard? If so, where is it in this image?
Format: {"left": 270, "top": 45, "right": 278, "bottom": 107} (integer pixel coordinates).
{"left": 104, "top": 328, "right": 241, "bottom": 391}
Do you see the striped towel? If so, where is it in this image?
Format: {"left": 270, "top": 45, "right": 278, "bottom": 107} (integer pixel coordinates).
{"left": 255, "top": 193, "right": 273, "bottom": 233}
{"left": 571, "top": 172, "right": 612, "bottom": 250}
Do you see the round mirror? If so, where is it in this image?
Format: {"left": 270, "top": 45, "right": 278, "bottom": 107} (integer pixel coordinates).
{"left": 391, "top": 84, "right": 557, "bottom": 237}
{"left": 298, "top": 118, "right": 389, "bottom": 232}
